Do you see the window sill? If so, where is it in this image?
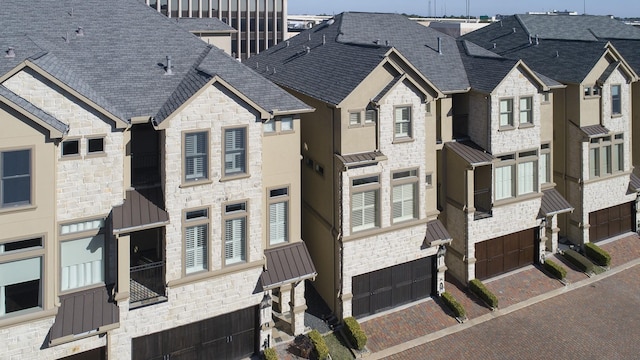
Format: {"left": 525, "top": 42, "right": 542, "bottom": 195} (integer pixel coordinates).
{"left": 168, "top": 259, "right": 264, "bottom": 288}
{"left": 392, "top": 137, "right": 414, "bottom": 144}
{"left": 493, "top": 191, "right": 543, "bottom": 207}
{"left": 220, "top": 173, "right": 250, "bottom": 182}
{"left": 179, "top": 179, "right": 213, "bottom": 188}
{"left": 0, "top": 308, "right": 57, "bottom": 329}
{"left": 59, "top": 283, "right": 105, "bottom": 296}
{"left": 498, "top": 125, "right": 515, "bottom": 132}
{"left": 518, "top": 122, "right": 535, "bottom": 129}
{"left": 60, "top": 155, "right": 82, "bottom": 160}
{"left": 0, "top": 203, "right": 36, "bottom": 215}
{"left": 583, "top": 170, "right": 630, "bottom": 185}
{"left": 611, "top": 113, "right": 623, "bottom": 118}
{"left": 85, "top": 152, "right": 107, "bottom": 159}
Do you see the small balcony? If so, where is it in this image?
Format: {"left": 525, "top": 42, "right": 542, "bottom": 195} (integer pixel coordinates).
{"left": 130, "top": 259, "right": 166, "bottom": 307}
{"left": 474, "top": 188, "right": 492, "bottom": 220}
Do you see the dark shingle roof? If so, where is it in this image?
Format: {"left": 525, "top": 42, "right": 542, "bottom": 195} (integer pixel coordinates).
{"left": 462, "top": 14, "right": 640, "bottom": 84}
{"left": 0, "top": 85, "right": 68, "bottom": 135}
{"left": 0, "top": 0, "right": 310, "bottom": 124}
{"left": 245, "top": 12, "right": 470, "bottom": 105}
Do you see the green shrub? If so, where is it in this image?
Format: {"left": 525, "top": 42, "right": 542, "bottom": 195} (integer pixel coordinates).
{"left": 469, "top": 279, "right": 498, "bottom": 308}
{"left": 263, "top": 347, "right": 278, "bottom": 360}
{"left": 543, "top": 259, "right": 567, "bottom": 280}
{"left": 441, "top": 291, "right": 466, "bottom": 318}
{"left": 584, "top": 242, "right": 611, "bottom": 267}
{"left": 343, "top": 317, "right": 368, "bottom": 351}
{"left": 308, "top": 330, "right": 329, "bottom": 360}
{"left": 563, "top": 249, "right": 595, "bottom": 273}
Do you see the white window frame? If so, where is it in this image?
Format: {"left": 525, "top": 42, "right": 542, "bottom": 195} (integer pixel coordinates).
{"left": 224, "top": 202, "right": 247, "bottom": 265}
{"left": 1, "top": 148, "right": 32, "bottom": 208}
{"left": 392, "top": 169, "right": 418, "bottom": 223}
{"left": 351, "top": 176, "right": 380, "bottom": 232}
{"left": 223, "top": 127, "right": 247, "bottom": 177}
{"left": 268, "top": 187, "right": 289, "bottom": 246}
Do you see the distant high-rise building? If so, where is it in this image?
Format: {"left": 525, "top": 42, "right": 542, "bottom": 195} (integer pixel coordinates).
{"left": 143, "top": 0, "right": 287, "bottom": 59}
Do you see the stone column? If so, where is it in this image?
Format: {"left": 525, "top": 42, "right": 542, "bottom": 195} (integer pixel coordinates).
{"left": 436, "top": 245, "right": 447, "bottom": 295}
{"left": 114, "top": 234, "right": 130, "bottom": 302}
{"left": 289, "top": 281, "right": 307, "bottom": 335}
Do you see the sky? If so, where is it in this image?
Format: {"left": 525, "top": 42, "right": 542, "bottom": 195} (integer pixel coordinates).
{"left": 288, "top": 0, "right": 640, "bottom": 18}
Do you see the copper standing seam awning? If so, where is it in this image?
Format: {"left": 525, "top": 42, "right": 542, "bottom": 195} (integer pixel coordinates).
{"left": 539, "top": 188, "right": 574, "bottom": 218}
{"left": 445, "top": 140, "right": 495, "bottom": 167}
{"left": 629, "top": 173, "right": 640, "bottom": 193}
{"left": 112, "top": 188, "right": 169, "bottom": 235}
{"left": 424, "top": 219, "right": 453, "bottom": 247}
{"left": 49, "top": 286, "right": 119, "bottom": 346}
{"left": 260, "top": 242, "right": 317, "bottom": 291}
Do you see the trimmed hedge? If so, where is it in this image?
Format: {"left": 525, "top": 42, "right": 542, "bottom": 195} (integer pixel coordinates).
{"left": 343, "top": 317, "right": 368, "bottom": 351}
{"left": 543, "top": 259, "right": 567, "bottom": 280}
{"left": 469, "top": 279, "right": 498, "bottom": 308}
{"left": 263, "top": 347, "right": 278, "bottom": 360}
{"left": 308, "top": 330, "right": 329, "bottom": 360}
{"left": 585, "top": 242, "right": 611, "bottom": 267}
{"left": 563, "top": 249, "right": 595, "bottom": 273}
{"left": 441, "top": 291, "right": 466, "bottom": 318}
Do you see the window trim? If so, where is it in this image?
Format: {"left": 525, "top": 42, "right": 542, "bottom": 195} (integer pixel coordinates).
{"left": 589, "top": 134, "right": 624, "bottom": 179}
{"left": 539, "top": 143, "right": 551, "bottom": 186}
{"left": 182, "top": 207, "right": 210, "bottom": 276}
{"left": 59, "top": 234, "right": 105, "bottom": 293}
{"left": 60, "top": 138, "right": 81, "bottom": 159}
{"left": 348, "top": 110, "right": 362, "bottom": 127}
{"left": 518, "top": 96, "right": 533, "bottom": 126}
{"left": 393, "top": 105, "right": 413, "bottom": 140}
{"left": 222, "top": 126, "right": 249, "bottom": 180}
{"left": 0, "top": 234, "right": 46, "bottom": 319}
{"left": 222, "top": 200, "right": 249, "bottom": 266}
{"left": 280, "top": 117, "right": 294, "bottom": 133}
{"left": 0, "top": 147, "right": 34, "bottom": 210}
{"left": 86, "top": 135, "right": 106, "bottom": 158}
{"left": 611, "top": 84, "right": 622, "bottom": 116}
{"left": 267, "top": 186, "right": 290, "bottom": 247}
{"left": 350, "top": 174, "right": 380, "bottom": 233}
{"left": 391, "top": 168, "right": 419, "bottom": 224}
{"left": 182, "top": 130, "right": 210, "bottom": 186}
{"left": 493, "top": 149, "right": 539, "bottom": 202}
{"left": 263, "top": 120, "right": 276, "bottom": 135}
{"left": 499, "top": 98, "right": 514, "bottom": 129}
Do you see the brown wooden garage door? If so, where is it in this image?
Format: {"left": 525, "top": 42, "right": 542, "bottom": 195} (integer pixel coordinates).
{"left": 589, "top": 202, "right": 634, "bottom": 243}
{"left": 132, "top": 306, "right": 257, "bottom": 360}
{"left": 475, "top": 228, "right": 537, "bottom": 280}
{"left": 352, "top": 257, "right": 433, "bottom": 318}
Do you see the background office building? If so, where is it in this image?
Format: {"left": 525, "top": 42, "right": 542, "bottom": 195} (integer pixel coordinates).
{"left": 143, "top": 0, "right": 287, "bottom": 59}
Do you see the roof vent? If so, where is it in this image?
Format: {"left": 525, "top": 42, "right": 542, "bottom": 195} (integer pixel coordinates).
{"left": 327, "top": 18, "right": 335, "bottom": 25}
{"left": 493, "top": 43, "right": 497, "bottom": 49}
{"left": 512, "top": 28, "right": 516, "bottom": 33}
{"left": 305, "top": 46, "right": 310, "bottom": 54}
{"left": 5, "top": 47, "right": 15, "bottom": 58}
{"left": 286, "top": 40, "right": 290, "bottom": 47}
{"left": 385, "top": 40, "right": 389, "bottom": 46}
{"left": 535, "top": 34, "right": 539, "bottom": 45}
{"left": 437, "top": 37, "right": 442, "bottom": 54}
{"left": 528, "top": 34, "right": 532, "bottom": 44}
{"left": 76, "top": 26, "right": 84, "bottom": 36}
{"left": 323, "top": 35, "right": 326, "bottom": 45}
{"left": 374, "top": 39, "right": 380, "bottom": 45}
{"left": 165, "top": 55, "right": 173, "bottom": 75}
{"left": 555, "top": 51, "right": 559, "bottom": 57}
{"left": 255, "top": 62, "right": 259, "bottom": 69}
{"left": 308, "top": 33, "right": 311, "bottom": 41}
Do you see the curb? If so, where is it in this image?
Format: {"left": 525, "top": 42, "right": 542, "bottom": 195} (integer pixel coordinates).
{"left": 366, "top": 257, "right": 640, "bottom": 360}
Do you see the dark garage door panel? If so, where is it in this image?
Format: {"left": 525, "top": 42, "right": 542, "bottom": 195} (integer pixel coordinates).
{"left": 475, "top": 228, "right": 536, "bottom": 280}
{"left": 132, "top": 306, "right": 257, "bottom": 360}
{"left": 589, "top": 202, "right": 634, "bottom": 243}
{"left": 352, "top": 257, "right": 433, "bottom": 318}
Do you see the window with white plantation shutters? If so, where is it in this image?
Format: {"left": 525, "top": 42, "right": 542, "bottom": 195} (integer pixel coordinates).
{"left": 184, "top": 209, "right": 208, "bottom": 274}
{"left": 495, "top": 165, "right": 514, "bottom": 200}
{"left": 351, "top": 176, "right": 379, "bottom": 232}
{"left": 224, "top": 203, "right": 247, "bottom": 265}
{"left": 392, "top": 169, "right": 418, "bottom": 223}
{"left": 268, "top": 187, "right": 289, "bottom": 245}
{"left": 224, "top": 128, "right": 246, "bottom": 176}
{"left": 184, "top": 132, "right": 207, "bottom": 181}
{"left": 60, "top": 235, "right": 104, "bottom": 291}
{"left": 517, "top": 161, "right": 536, "bottom": 195}
{"left": 394, "top": 106, "right": 411, "bottom": 138}
{"left": 349, "top": 112, "right": 361, "bottom": 126}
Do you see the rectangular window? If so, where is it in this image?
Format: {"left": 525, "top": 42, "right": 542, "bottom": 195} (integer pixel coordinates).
{"left": 87, "top": 137, "right": 104, "bottom": 154}
{"left": 352, "top": 176, "right": 379, "bottom": 232}
{"left": 0, "top": 257, "right": 42, "bottom": 316}
{"left": 224, "top": 128, "right": 246, "bottom": 177}
{"left": 61, "top": 139, "right": 80, "bottom": 157}
{"left": 263, "top": 121, "right": 275, "bottom": 133}
{"left": 584, "top": 86, "right": 591, "bottom": 97}
{"left": 611, "top": 85, "right": 621, "bottom": 115}
{"left": 281, "top": 117, "right": 293, "bottom": 132}
{"left": 517, "top": 161, "right": 536, "bottom": 195}
{"left": 184, "top": 209, "right": 208, "bottom": 274}
{"left": 519, "top": 97, "right": 532, "bottom": 124}
{"left": 495, "top": 165, "right": 514, "bottom": 200}
{"left": 60, "top": 235, "right": 104, "bottom": 291}
{"left": 542, "top": 93, "right": 550, "bottom": 103}
{"left": 349, "top": 112, "right": 361, "bottom": 126}
{"left": 500, "top": 99, "right": 513, "bottom": 127}
{"left": 365, "top": 109, "right": 376, "bottom": 124}
{"left": 224, "top": 202, "right": 247, "bottom": 265}
{"left": 589, "top": 135, "right": 622, "bottom": 178}
{"left": 184, "top": 132, "right": 208, "bottom": 182}
{"left": 603, "top": 145, "right": 612, "bottom": 175}
{"left": 539, "top": 146, "right": 551, "bottom": 185}
{"left": 392, "top": 170, "right": 418, "bottom": 223}
{"left": 1, "top": 149, "right": 31, "bottom": 208}
{"left": 590, "top": 147, "right": 600, "bottom": 178}
{"left": 394, "top": 106, "right": 411, "bottom": 138}
{"left": 614, "top": 134, "right": 624, "bottom": 172}
{"left": 268, "top": 188, "right": 288, "bottom": 245}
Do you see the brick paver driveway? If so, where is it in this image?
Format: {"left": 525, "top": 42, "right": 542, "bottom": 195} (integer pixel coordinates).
{"left": 383, "top": 264, "right": 640, "bottom": 359}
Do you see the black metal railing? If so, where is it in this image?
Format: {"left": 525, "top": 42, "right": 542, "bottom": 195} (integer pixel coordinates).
{"left": 131, "top": 152, "right": 160, "bottom": 186}
{"left": 130, "top": 261, "right": 165, "bottom": 304}
{"left": 474, "top": 188, "right": 492, "bottom": 220}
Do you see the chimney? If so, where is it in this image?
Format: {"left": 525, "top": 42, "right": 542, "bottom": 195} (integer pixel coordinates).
{"left": 5, "top": 47, "right": 15, "bottom": 58}
{"left": 165, "top": 55, "right": 173, "bottom": 75}
{"left": 437, "top": 37, "right": 442, "bottom": 54}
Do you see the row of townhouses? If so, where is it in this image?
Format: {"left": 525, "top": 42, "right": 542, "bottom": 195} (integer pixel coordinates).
{"left": 2, "top": 1, "right": 640, "bottom": 359}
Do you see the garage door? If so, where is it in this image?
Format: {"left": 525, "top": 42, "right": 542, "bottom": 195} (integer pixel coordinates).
{"left": 589, "top": 202, "right": 634, "bottom": 243}
{"left": 132, "top": 306, "right": 257, "bottom": 360}
{"left": 352, "top": 257, "right": 433, "bottom": 318}
{"left": 475, "top": 228, "right": 536, "bottom": 280}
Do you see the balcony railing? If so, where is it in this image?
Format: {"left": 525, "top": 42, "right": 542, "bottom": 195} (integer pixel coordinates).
{"left": 474, "top": 188, "right": 492, "bottom": 220}
{"left": 131, "top": 152, "right": 160, "bottom": 186}
{"left": 130, "top": 260, "right": 166, "bottom": 305}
